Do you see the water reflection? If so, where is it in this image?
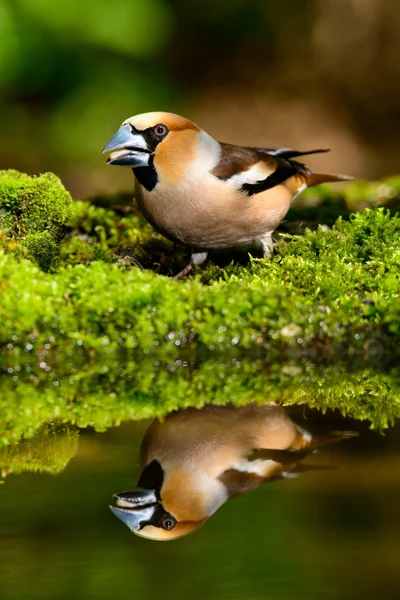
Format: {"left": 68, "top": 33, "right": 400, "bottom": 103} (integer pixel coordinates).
{"left": 0, "top": 424, "right": 78, "bottom": 482}
{"left": 111, "top": 403, "right": 356, "bottom": 541}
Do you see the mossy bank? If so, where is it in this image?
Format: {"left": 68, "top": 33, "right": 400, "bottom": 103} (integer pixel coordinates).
{"left": 1, "top": 169, "right": 400, "bottom": 447}
{"left": 1, "top": 170, "right": 400, "bottom": 357}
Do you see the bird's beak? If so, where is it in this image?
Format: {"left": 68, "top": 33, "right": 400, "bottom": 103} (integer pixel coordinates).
{"left": 102, "top": 124, "right": 151, "bottom": 167}
{"left": 110, "top": 488, "right": 158, "bottom": 532}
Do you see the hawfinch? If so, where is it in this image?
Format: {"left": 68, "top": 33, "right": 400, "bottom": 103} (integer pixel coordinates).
{"left": 103, "top": 112, "right": 350, "bottom": 276}
{"left": 110, "top": 403, "right": 355, "bottom": 541}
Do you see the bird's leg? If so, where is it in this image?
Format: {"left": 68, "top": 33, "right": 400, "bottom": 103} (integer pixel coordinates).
{"left": 257, "top": 234, "right": 274, "bottom": 258}
{"left": 173, "top": 251, "right": 208, "bottom": 279}
{"left": 173, "top": 263, "right": 193, "bottom": 279}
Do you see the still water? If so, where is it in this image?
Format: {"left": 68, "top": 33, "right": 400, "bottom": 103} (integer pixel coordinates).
{"left": 1, "top": 399, "right": 400, "bottom": 600}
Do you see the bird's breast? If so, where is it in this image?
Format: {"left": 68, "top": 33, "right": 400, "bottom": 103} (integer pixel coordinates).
{"left": 135, "top": 176, "right": 292, "bottom": 250}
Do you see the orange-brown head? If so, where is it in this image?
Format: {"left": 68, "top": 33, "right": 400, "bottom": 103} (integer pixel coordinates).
{"left": 102, "top": 112, "right": 208, "bottom": 189}
{"left": 110, "top": 462, "right": 214, "bottom": 541}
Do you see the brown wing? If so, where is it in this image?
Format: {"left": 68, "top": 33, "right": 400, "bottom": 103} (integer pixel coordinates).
{"left": 218, "top": 468, "right": 268, "bottom": 499}
{"left": 211, "top": 142, "right": 310, "bottom": 196}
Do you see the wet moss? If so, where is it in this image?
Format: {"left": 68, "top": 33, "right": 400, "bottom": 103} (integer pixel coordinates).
{"left": 0, "top": 424, "right": 78, "bottom": 478}
{"left": 1, "top": 173, "right": 400, "bottom": 438}
{"left": 0, "top": 356, "right": 399, "bottom": 449}
{"left": 0, "top": 170, "right": 73, "bottom": 268}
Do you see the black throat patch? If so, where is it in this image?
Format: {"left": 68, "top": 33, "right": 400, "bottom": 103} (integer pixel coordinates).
{"left": 129, "top": 124, "right": 164, "bottom": 192}
{"left": 137, "top": 459, "right": 164, "bottom": 498}
{"left": 132, "top": 155, "right": 158, "bottom": 192}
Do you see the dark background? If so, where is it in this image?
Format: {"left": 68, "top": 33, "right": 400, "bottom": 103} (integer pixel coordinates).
{"left": 1, "top": 0, "right": 400, "bottom": 198}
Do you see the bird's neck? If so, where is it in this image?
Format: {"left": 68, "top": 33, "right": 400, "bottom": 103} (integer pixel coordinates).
{"left": 132, "top": 157, "right": 158, "bottom": 192}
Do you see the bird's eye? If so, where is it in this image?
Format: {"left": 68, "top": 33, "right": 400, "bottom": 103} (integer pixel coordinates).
{"left": 161, "top": 516, "right": 176, "bottom": 531}
{"left": 154, "top": 124, "right": 168, "bottom": 137}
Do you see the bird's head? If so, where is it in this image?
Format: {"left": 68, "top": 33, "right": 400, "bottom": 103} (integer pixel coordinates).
{"left": 110, "top": 459, "right": 213, "bottom": 541}
{"left": 102, "top": 112, "right": 219, "bottom": 189}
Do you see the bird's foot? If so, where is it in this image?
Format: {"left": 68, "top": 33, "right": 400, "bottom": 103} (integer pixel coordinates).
{"left": 256, "top": 234, "right": 274, "bottom": 258}
{"left": 173, "top": 251, "right": 208, "bottom": 279}
{"left": 173, "top": 263, "right": 193, "bottom": 279}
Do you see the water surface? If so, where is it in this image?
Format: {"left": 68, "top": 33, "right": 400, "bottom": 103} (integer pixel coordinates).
{"left": 1, "top": 402, "right": 399, "bottom": 600}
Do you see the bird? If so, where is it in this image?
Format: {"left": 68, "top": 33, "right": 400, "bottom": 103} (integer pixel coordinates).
{"left": 102, "top": 112, "right": 351, "bottom": 277}
{"left": 110, "top": 403, "right": 357, "bottom": 541}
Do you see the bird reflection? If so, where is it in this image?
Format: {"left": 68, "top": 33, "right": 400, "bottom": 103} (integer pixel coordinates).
{"left": 110, "top": 403, "right": 355, "bottom": 541}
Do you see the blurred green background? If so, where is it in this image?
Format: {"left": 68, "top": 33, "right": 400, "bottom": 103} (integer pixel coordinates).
{"left": 1, "top": 0, "right": 400, "bottom": 198}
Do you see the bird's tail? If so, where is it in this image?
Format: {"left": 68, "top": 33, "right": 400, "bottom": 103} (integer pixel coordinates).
{"left": 306, "top": 429, "right": 359, "bottom": 451}
{"left": 305, "top": 172, "right": 354, "bottom": 187}
{"left": 312, "top": 429, "right": 359, "bottom": 447}
{"left": 293, "top": 425, "right": 359, "bottom": 452}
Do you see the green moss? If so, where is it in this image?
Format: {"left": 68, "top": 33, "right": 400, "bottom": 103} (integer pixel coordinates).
{"left": 24, "top": 231, "right": 60, "bottom": 270}
{"left": 2, "top": 174, "right": 400, "bottom": 440}
{"left": 60, "top": 176, "right": 400, "bottom": 275}
{"left": 0, "top": 229, "right": 29, "bottom": 258}
{"left": 0, "top": 424, "right": 78, "bottom": 478}
{"left": 1, "top": 207, "right": 400, "bottom": 358}
{"left": 0, "top": 170, "right": 74, "bottom": 268}
{"left": 60, "top": 198, "right": 187, "bottom": 271}
{"left": 0, "top": 356, "right": 399, "bottom": 448}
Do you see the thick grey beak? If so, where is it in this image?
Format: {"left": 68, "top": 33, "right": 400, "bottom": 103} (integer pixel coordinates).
{"left": 110, "top": 488, "right": 158, "bottom": 532}
{"left": 110, "top": 504, "right": 157, "bottom": 532}
{"left": 113, "top": 488, "right": 158, "bottom": 507}
{"left": 102, "top": 124, "right": 150, "bottom": 168}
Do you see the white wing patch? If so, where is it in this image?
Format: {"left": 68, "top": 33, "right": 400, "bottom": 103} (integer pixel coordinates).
{"left": 295, "top": 423, "right": 312, "bottom": 443}
{"left": 261, "top": 148, "right": 292, "bottom": 156}
{"left": 228, "top": 161, "right": 273, "bottom": 187}
{"left": 233, "top": 458, "right": 281, "bottom": 478}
